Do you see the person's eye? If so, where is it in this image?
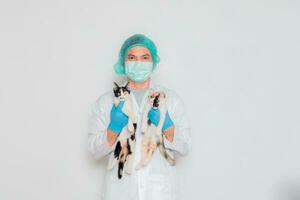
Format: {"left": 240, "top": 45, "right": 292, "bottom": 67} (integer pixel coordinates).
{"left": 128, "top": 55, "right": 136, "bottom": 60}
{"left": 143, "top": 55, "right": 149, "bottom": 60}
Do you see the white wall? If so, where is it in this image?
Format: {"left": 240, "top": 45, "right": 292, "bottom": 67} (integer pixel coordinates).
{"left": 0, "top": 0, "right": 299, "bottom": 200}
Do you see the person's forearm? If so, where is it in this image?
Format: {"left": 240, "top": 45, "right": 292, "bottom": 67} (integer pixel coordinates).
{"left": 107, "top": 129, "right": 118, "bottom": 146}
{"left": 163, "top": 125, "right": 175, "bottom": 142}
{"left": 164, "top": 126, "right": 191, "bottom": 156}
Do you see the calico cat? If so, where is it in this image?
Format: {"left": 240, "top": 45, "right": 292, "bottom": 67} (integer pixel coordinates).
{"left": 107, "top": 82, "right": 137, "bottom": 179}
{"left": 135, "top": 90, "right": 175, "bottom": 170}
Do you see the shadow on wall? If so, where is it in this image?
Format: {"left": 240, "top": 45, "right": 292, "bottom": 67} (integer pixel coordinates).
{"left": 275, "top": 181, "right": 300, "bottom": 200}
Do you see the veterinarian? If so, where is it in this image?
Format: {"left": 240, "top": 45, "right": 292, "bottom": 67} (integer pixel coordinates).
{"left": 88, "top": 34, "right": 191, "bottom": 200}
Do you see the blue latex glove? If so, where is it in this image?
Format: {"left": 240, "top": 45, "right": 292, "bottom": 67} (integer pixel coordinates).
{"left": 107, "top": 101, "right": 128, "bottom": 134}
{"left": 147, "top": 108, "right": 174, "bottom": 131}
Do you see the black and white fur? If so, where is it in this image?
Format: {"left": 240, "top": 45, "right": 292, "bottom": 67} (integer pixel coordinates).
{"left": 135, "top": 89, "right": 175, "bottom": 170}
{"left": 107, "top": 82, "right": 137, "bottom": 179}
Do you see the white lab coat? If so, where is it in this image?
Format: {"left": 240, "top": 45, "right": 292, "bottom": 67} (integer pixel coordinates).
{"left": 88, "top": 81, "right": 191, "bottom": 200}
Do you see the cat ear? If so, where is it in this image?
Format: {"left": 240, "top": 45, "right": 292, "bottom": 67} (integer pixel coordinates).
{"left": 157, "top": 91, "right": 166, "bottom": 98}
{"left": 125, "top": 81, "right": 130, "bottom": 90}
{"left": 113, "top": 82, "right": 119, "bottom": 91}
{"left": 148, "top": 88, "right": 155, "bottom": 94}
{"left": 148, "top": 89, "right": 154, "bottom": 97}
{"left": 114, "top": 82, "right": 119, "bottom": 87}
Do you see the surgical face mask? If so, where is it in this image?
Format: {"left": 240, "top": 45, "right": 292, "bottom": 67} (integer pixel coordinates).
{"left": 124, "top": 61, "right": 154, "bottom": 83}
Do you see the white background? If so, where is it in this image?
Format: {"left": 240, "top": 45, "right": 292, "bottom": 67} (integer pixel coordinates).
{"left": 0, "top": 0, "right": 299, "bottom": 200}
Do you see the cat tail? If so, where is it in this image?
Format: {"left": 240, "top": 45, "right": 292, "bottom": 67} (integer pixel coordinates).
{"left": 107, "top": 141, "right": 121, "bottom": 170}
{"left": 118, "top": 160, "right": 124, "bottom": 179}
{"left": 158, "top": 137, "right": 176, "bottom": 166}
{"left": 114, "top": 141, "right": 122, "bottom": 159}
{"left": 118, "top": 139, "right": 130, "bottom": 179}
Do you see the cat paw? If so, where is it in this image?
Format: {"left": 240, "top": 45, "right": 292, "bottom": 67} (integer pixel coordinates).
{"left": 107, "top": 163, "right": 114, "bottom": 171}
{"left": 125, "top": 168, "right": 132, "bottom": 174}
{"left": 128, "top": 124, "right": 134, "bottom": 132}
{"left": 135, "top": 163, "right": 144, "bottom": 170}
{"left": 168, "top": 158, "right": 176, "bottom": 166}
{"left": 132, "top": 116, "right": 137, "bottom": 123}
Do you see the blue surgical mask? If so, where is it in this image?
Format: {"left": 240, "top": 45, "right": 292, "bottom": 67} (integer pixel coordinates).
{"left": 124, "top": 61, "right": 154, "bottom": 83}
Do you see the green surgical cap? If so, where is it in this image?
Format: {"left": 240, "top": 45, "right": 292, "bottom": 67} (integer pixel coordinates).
{"left": 114, "top": 34, "right": 160, "bottom": 75}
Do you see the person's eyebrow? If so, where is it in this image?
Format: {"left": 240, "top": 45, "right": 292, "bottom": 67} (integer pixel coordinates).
{"left": 127, "top": 53, "right": 136, "bottom": 57}
{"left": 141, "top": 53, "right": 150, "bottom": 57}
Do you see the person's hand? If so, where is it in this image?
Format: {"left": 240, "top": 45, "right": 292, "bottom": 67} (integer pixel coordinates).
{"left": 148, "top": 108, "right": 175, "bottom": 142}
{"left": 107, "top": 101, "right": 128, "bottom": 145}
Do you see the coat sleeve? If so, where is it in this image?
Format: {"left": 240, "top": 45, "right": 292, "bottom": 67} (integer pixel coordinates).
{"left": 164, "top": 92, "right": 191, "bottom": 157}
{"left": 87, "top": 98, "right": 114, "bottom": 160}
